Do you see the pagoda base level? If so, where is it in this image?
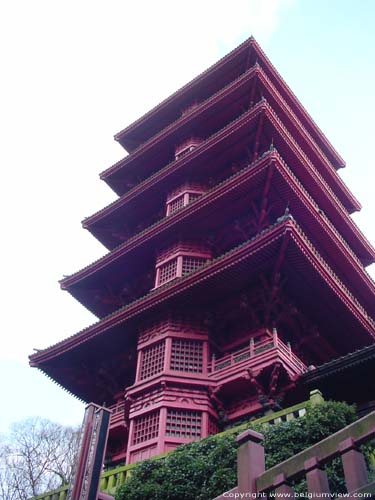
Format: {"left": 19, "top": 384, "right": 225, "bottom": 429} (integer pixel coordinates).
{"left": 126, "top": 386, "right": 216, "bottom": 464}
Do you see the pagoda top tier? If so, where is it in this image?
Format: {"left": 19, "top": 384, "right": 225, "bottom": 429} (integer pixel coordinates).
{"left": 110, "top": 37, "right": 344, "bottom": 170}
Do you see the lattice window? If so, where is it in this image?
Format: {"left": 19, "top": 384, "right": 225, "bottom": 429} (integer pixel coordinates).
{"left": 140, "top": 341, "right": 165, "bottom": 380}
{"left": 188, "top": 192, "right": 201, "bottom": 203}
{"left": 166, "top": 410, "right": 202, "bottom": 439}
{"left": 158, "top": 258, "right": 178, "bottom": 285}
{"left": 132, "top": 411, "right": 160, "bottom": 444}
{"left": 170, "top": 339, "right": 203, "bottom": 373}
{"left": 181, "top": 256, "right": 207, "bottom": 276}
{"left": 168, "top": 195, "right": 185, "bottom": 215}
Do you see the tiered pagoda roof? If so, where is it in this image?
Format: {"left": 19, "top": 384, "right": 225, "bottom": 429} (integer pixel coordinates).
{"left": 31, "top": 214, "right": 375, "bottom": 403}
{"left": 30, "top": 36, "right": 375, "bottom": 420}
{"left": 60, "top": 148, "right": 375, "bottom": 319}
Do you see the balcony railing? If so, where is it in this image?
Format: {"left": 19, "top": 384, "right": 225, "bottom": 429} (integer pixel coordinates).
{"left": 209, "top": 330, "right": 307, "bottom": 377}
{"left": 108, "top": 403, "right": 126, "bottom": 428}
{"left": 215, "top": 404, "right": 375, "bottom": 499}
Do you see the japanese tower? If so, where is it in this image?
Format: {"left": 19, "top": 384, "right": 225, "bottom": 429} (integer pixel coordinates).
{"left": 30, "top": 37, "right": 375, "bottom": 466}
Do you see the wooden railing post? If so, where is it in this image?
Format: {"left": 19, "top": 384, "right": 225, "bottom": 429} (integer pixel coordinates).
{"left": 107, "top": 473, "right": 116, "bottom": 491}
{"left": 273, "top": 473, "right": 295, "bottom": 500}
{"left": 309, "top": 389, "right": 324, "bottom": 406}
{"left": 339, "top": 437, "right": 369, "bottom": 493}
{"left": 236, "top": 429, "right": 265, "bottom": 494}
{"left": 100, "top": 477, "right": 107, "bottom": 492}
{"left": 304, "top": 457, "right": 330, "bottom": 495}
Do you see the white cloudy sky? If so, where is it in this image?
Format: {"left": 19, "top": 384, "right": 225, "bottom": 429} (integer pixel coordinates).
{"left": 0, "top": 0, "right": 374, "bottom": 432}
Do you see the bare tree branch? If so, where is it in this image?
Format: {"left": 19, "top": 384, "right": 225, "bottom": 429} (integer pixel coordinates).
{"left": 0, "top": 418, "right": 80, "bottom": 500}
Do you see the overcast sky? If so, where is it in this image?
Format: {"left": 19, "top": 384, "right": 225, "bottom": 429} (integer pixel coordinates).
{"left": 0, "top": 0, "right": 374, "bottom": 433}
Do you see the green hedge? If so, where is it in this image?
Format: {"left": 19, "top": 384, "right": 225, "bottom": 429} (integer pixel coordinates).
{"left": 115, "top": 401, "right": 367, "bottom": 500}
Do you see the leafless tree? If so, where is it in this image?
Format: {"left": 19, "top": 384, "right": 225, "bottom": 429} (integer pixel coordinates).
{"left": 0, "top": 418, "right": 80, "bottom": 500}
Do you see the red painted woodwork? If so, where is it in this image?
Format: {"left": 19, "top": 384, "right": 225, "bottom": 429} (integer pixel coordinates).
{"left": 30, "top": 37, "right": 375, "bottom": 467}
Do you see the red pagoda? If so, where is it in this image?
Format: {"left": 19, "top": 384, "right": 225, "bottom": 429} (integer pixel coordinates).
{"left": 29, "top": 37, "right": 375, "bottom": 467}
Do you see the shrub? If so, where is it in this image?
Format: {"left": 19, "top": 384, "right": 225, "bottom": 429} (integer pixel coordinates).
{"left": 115, "top": 401, "right": 362, "bottom": 500}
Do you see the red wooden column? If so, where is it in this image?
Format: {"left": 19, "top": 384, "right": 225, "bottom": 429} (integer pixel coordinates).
{"left": 158, "top": 407, "right": 168, "bottom": 455}
{"left": 163, "top": 337, "right": 172, "bottom": 372}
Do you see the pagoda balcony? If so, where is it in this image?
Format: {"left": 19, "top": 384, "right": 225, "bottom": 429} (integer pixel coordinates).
{"left": 208, "top": 331, "right": 307, "bottom": 383}
{"left": 109, "top": 401, "right": 127, "bottom": 433}
{"left": 106, "top": 401, "right": 128, "bottom": 465}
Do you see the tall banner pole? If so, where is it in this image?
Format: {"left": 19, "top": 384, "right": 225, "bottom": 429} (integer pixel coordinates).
{"left": 68, "top": 404, "right": 112, "bottom": 500}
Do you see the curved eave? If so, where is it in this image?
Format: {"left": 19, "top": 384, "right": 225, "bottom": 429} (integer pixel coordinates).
{"left": 89, "top": 68, "right": 357, "bottom": 234}
{"left": 250, "top": 39, "right": 345, "bottom": 170}
{"left": 113, "top": 37, "right": 252, "bottom": 152}
{"left": 262, "top": 103, "right": 374, "bottom": 264}
{"left": 101, "top": 65, "right": 259, "bottom": 194}
{"left": 61, "top": 151, "right": 375, "bottom": 319}
{"left": 256, "top": 69, "right": 359, "bottom": 213}
{"left": 112, "top": 37, "right": 344, "bottom": 173}
{"left": 301, "top": 344, "right": 375, "bottom": 384}
{"left": 80, "top": 102, "right": 374, "bottom": 267}
{"left": 100, "top": 70, "right": 356, "bottom": 212}
{"left": 298, "top": 343, "right": 375, "bottom": 405}
{"left": 93, "top": 87, "right": 264, "bottom": 224}
{"left": 31, "top": 219, "right": 375, "bottom": 369}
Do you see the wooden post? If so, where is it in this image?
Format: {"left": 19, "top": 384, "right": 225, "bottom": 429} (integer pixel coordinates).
{"left": 176, "top": 255, "right": 183, "bottom": 277}
{"left": 236, "top": 429, "right": 265, "bottom": 494}
{"left": 309, "top": 389, "right": 324, "bottom": 406}
{"left": 107, "top": 473, "right": 116, "bottom": 490}
{"left": 273, "top": 473, "right": 295, "bottom": 500}
{"left": 304, "top": 457, "right": 330, "bottom": 495}
{"left": 339, "top": 437, "right": 369, "bottom": 493}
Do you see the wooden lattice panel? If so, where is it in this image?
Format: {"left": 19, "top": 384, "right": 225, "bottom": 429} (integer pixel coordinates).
{"left": 168, "top": 194, "right": 185, "bottom": 215}
{"left": 181, "top": 256, "right": 207, "bottom": 276}
{"left": 188, "top": 192, "right": 201, "bottom": 203}
{"left": 158, "top": 258, "right": 178, "bottom": 285}
{"left": 166, "top": 410, "right": 202, "bottom": 439}
{"left": 170, "top": 339, "right": 203, "bottom": 373}
{"left": 140, "top": 341, "right": 166, "bottom": 380}
{"left": 132, "top": 411, "right": 160, "bottom": 444}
